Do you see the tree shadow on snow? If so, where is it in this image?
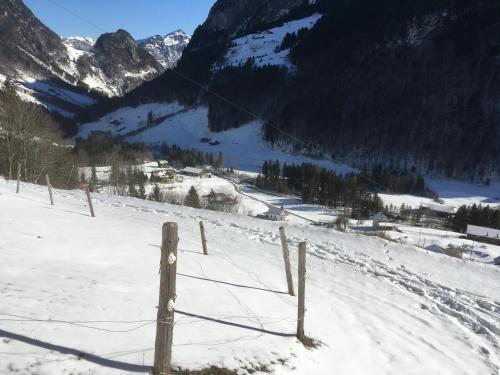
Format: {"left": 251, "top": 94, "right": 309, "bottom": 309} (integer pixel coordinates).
{"left": 0, "top": 329, "right": 151, "bottom": 372}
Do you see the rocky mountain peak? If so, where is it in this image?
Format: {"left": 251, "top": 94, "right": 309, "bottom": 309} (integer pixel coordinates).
{"left": 138, "top": 30, "right": 191, "bottom": 69}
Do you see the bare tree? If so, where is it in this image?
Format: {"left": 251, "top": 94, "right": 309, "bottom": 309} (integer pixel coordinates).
{"left": 0, "top": 82, "right": 76, "bottom": 188}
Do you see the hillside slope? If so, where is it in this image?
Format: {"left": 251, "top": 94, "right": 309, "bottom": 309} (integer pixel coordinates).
{"left": 79, "top": 0, "right": 500, "bottom": 180}
{"left": 1, "top": 179, "right": 499, "bottom": 374}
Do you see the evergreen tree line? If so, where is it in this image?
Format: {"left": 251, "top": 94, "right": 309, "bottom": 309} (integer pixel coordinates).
{"left": 257, "top": 160, "right": 431, "bottom": 199}
{"left": 450, "top": 204, "right": 500, "bottom": 233}
{"left": 256, "top": 160, "right": 384, "bottom": 219}
{"left": 369, "top": 163, "right": 431, "bottom": 196}
{"left": 74, "top": 132, "right": 153, "bottom": 167}
{"left": 160, "top": 143, "right": 224, "bottom": 169}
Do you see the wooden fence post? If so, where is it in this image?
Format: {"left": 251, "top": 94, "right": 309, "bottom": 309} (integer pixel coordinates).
{"left": 279, "top": 226, "right": 294, "bottom": 296}
{"left": 297, "top": 241, "right": 306, "bottom": 340}
{"left": 154, "top": 222, "right": 178, "bottom": 375}
{"left": 16, "top": 162, "right": 21, "bottom": 194}
{"left": 45, "top": 174, "right": 54, "bottom": 205}
{"left": 199, "top": 221, "right": 208, "bottom": 255}
{"left": 86, "top": 187, "right": 95, "bottom": 217}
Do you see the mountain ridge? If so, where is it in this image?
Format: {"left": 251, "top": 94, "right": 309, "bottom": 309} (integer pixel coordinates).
{"left": 0, "top": 0, "right": 190, "bottom": 117}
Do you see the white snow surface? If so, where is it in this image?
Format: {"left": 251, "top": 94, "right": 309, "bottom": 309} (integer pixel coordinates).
{"left": 1, "top": 179, "right": 500, "bottom": 374}
{"left": 218, "top": 13, "right": 322, "bottom": 70}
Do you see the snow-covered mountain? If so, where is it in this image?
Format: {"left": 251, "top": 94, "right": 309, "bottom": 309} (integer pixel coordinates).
{"left": 0, "top": 0, "right": 190, "bottom": 118}
{"left": 61, "top": 29, "right": 164, "bottom": 97}
{"left": 138, "top": 29, "right": 191, "bottom": 69}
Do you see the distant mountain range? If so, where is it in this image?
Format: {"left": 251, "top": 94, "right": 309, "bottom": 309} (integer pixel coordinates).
{"left": 0, "top": 0, "right": 190, "bottom": 117}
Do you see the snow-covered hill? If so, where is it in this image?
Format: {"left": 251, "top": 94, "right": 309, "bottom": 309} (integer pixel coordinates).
{"left": 138, "top": 30, "right": 191, "bottom": 69}
{"left": 217, "top": 13, "right": 322, "bottom": 70}
{"left": 1, "top": 178, "right": 499, "bottom": 374}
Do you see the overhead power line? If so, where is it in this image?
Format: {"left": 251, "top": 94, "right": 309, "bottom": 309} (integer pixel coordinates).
{"left": 44, "top": 0, "right": 107, "bottom": 33}
{"left": 41, "top": 2, "right": 396, "bottom": 192}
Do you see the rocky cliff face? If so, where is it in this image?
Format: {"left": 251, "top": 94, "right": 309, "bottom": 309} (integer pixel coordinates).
{"left": 0, "top": 0, "right": 70, "bottom": 80}
{"left": 138, "top": 30, "right": 191, "bottom": 69}
{"left": 74, "top": 29, "right": 163, "bottom": 96}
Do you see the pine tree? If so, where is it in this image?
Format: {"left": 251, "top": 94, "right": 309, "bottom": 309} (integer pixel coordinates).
{"left": 138, "top": 181, "right": 146, "bottom": 200}
{"left": 128, "top": 183, "right": 138, "bottom": 197}
{"left": 151, "top": 184, "right": 162, "bottom": 202}
{"left": 147, "top": 111, "right": 154, "bottom": 127}
{"left": 184, "top": 186, "right": 201, "bottom": 208}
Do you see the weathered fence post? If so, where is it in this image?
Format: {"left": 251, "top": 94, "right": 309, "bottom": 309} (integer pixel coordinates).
{"left": 297, "top": 241, "right": 306, "bottom": 340}
{"left": 16, "top": 162, "right": 21, "bottom": 194}
{"left": 154, "top": 222, "right": 178, "bottom": 375}
{"left": 86, "top": 187, "right": 95, "bottom": 217}
{"left": 279, "top": 226, "right": 294, "bottom": 296}
{"left": 45, "top": 174, "right": 54, "bottom": 205}
{"left": 199, "top": 221, "right": 208, "bottom": 255}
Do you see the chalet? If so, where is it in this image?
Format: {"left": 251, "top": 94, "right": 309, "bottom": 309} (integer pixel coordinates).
{"left": 181, "top": 167, "right": 207, "bottom": 178}
{"left": 419, "top": 202, "right": 456, "bottom": 229}
{"left": 420, "top": 202, "right": 456, "bottom": 215}
{"left": 265, "top": 206, "right": 288, "bottom": 221}
{"left": 372, "top": 212, "right": 388, "bottom": 229}
{"left": 157, "top": 160, "right": 169, "bottom": 168}
{"left": 466, "top": 225, "right": 500, "bottom": 245}
{"left": 204, "top": 192, "right": 238, "bottom": 211}
{"left": 151, "top": 167, "right": 176, "bottom": 183}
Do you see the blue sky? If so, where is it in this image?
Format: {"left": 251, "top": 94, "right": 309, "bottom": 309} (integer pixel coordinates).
{"left": 24, "top": 0, "right": 217, "bottom": 40}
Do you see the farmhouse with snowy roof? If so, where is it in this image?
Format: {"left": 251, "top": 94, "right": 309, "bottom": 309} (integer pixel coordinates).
{"left": 265, "top": 206, "right": 288, "bottom": 221}
{"left": 372, "top": 212, "right": 388, "bottom": 229}
{"left": 181, "top": 167, "right": 208, "bottom": 178}
{"left": 466, "top": 225, "right": 500, "bottom": 245}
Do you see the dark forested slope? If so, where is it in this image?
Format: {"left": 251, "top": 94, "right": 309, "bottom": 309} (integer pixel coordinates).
{"left": 78, "top": 0, "right": 500, "bottom": 180}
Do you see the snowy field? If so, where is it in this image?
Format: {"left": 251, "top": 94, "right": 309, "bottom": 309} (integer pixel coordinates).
{"left": 1, "top": 179, "right": 500, "bottom": 374}
{"left": 77, "top": 104, "right": 353, "bottom": 175}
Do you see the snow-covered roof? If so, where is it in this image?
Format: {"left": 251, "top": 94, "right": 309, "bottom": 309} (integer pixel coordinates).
{"left": 466, "top": 225, "right": 500, "bottom": 239}
{"left": 182, "top": 167, "right": 204, "bottom": 175}
{"left": 420, "top": 202, "right": 456, "bottom": 214}
{"left": 373, "top": 212, "right": 387, "bottom": 221}
{"left": 266, "top": 206, "right": 287, "bottom": 216}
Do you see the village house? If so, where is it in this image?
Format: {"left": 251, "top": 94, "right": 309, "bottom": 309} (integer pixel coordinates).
{"left": 157, "top": 160, "right": 169, "bottom": 168}
{"left": 372, "top": 212, "right": 388, "bottom": 230}
{"left": 181, "top": 167, "right": 208, "bottom": 178}
{"left": 265, "top": 206, "right": 288, "bottom": 221}
{"left": 151, "top": 167, "right": 176, "bottom": 183}
{"left": 204, "top": 191, "right": 238, "bottom": 211}
{"left": 466, "top": 224, "right": 500, "bottom": 246}
{"left": 418, "top": 202, "right": 456, "bottom": 229}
